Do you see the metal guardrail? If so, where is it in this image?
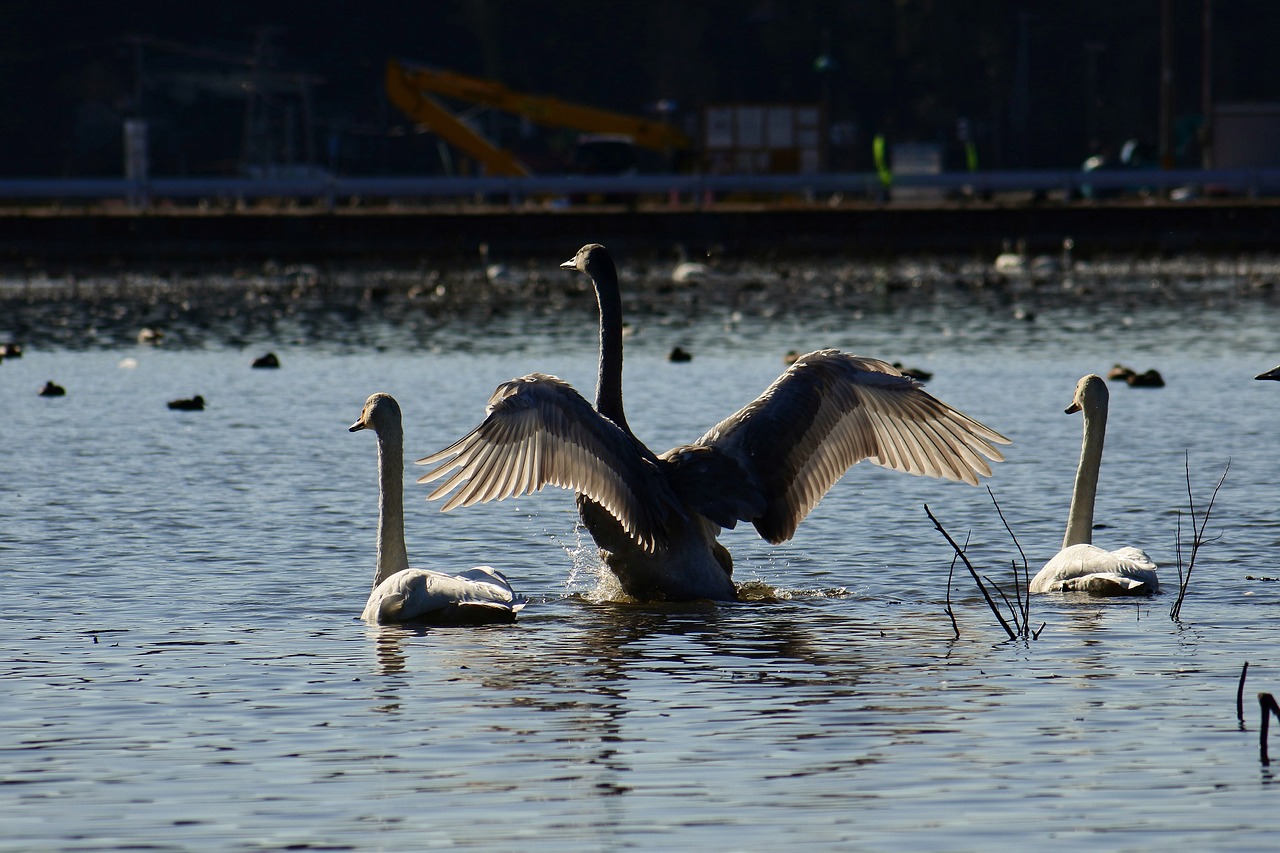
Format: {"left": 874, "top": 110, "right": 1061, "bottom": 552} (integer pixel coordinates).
{"left": 0, "top": 168, "right": 1279, "bottom": 205}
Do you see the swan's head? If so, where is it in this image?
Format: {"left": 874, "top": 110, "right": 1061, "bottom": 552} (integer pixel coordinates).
{"left": 1067, "top": 374, "right": 1108, "bottom": 415}
{"left": 560, "top": 243, "right": 612, "bottom": 278}
{"left": 350, "top": 392, "right": 401, "bottom": 434}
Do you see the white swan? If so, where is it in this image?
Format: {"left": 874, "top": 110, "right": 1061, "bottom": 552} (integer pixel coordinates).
{"left": 417, "top": 243, "right": 1011, "bottom": 602}
{"left": 671, "top": 243, "right": 716, "bottom": 283}
{"left": 1029, "top": 374, "right": 1159, "bottom": 595}
{"left": 350, "top": 393, "right": 526, "bottom": 623}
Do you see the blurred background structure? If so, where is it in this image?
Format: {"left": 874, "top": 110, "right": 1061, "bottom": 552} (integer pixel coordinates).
{"left": 1, "top": 0, "right": 1273, "bottom": 180}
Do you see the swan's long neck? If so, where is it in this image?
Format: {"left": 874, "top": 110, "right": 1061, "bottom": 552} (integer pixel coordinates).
{"left": 592, "top": 265, "right": 632, "bottom": 435}
{"left": 1063, "top": 393, "right": 1106, "bottom": 549}
{"left": 374, "top": 420, "right": 411, "bottom": 586}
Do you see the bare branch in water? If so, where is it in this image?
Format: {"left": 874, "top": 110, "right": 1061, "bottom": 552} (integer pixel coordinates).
{"left": 987, "top": 486, "right": 1031, "bottom": 636}
{"left": 1238, "top": 662, "right": 1250, "bottom": 725}
{"left": 1170, "top": 455, "right": 1230, "bottom": 622}
{"left": 925, "top": 503, "right": 1016, "bottom": 641}
{"left": 985, "top": 574, "right": 1026, "bottom": 636}
{"left": 943, "top": 534, "right": 967, "bottom": 641}
{"left": 1260, "top": 692, "right": 1280, "bottom": 765}
{"left": 987, "top": 486, "right": 1029, "bottom": 569}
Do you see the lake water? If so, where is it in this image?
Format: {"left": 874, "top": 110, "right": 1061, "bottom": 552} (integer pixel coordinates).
{"left": 5, "top": 256, "right": 1280, "bottom": 851}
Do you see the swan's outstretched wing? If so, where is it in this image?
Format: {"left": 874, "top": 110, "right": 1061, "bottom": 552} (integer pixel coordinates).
{"left": 698, "top": 350, "right": 1011, "bottom": 544}
{"left": 416, "top": 373, "right": 681, "bottom": 551}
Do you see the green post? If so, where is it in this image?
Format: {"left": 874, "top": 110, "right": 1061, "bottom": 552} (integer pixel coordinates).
{"left": 873, "top": 134, "right": 892, "bottom": 189}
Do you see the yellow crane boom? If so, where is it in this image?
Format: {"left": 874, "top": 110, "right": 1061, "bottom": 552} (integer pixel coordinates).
{"left": 385, "top": 57, "right": 691, "bottom": 177}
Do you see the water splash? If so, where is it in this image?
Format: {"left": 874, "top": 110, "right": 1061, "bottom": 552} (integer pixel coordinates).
{"left": 556, "top": 521, "right": 612, "bottom": 598}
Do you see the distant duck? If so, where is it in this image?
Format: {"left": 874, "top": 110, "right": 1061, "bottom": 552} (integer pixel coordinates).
{"left": 993, "top": 238, "right": 1063, "bottom": 278}
{"left": 137, "top": 327, "right": 165, "bottom": 345}
{"left": 1107, "top": 364, "right": 1136, "bottom": 382}
{"left": 993, "top": 238, "right": 1028, "bottom": 274}
{"left": 892, "top": 362, "right": 933, "bottom": 382}
{"left": 672, "top": 262, "right": 712, "bottom": 283}
{"left": 167, "top": 395, "right": 205, "bottom": 411}
{"left": 479, "top": 242, "right": 512, "bottom": 284}
{"left": 671, "top": 244, "right": 715, "bottom": 283}
{"left": 281, "top": 263, "right": 320, "bottom": 286}
{"left": 1, "top": 342, "right": 23, "bottom": 358}
{"left": 1029, "top": 375, "right": 1159, "bottom": 596}
{"left": 1126, "top": 368, "right": 1164, "bottom": 388}
{"left": 783, "top": 350, "right": 801, "bottom": 365}
{"left": 668, "top": 346, "right": 693, "bottom": 363}
{"left": 252, "top": 352, "right": 281, "bottom": 369}
{"left": 350, "top": 392, "right": 526, "bottom": 623}
{"left": 1256, "top": 364, "right": 1280, "bottom": 381}
{"left": 38, "top": 381, "right": 65, "bottom": 397}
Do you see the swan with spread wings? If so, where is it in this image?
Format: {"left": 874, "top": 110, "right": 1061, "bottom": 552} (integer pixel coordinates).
{"left": 418, "top": 244, "right": 1011, "bottom": 602}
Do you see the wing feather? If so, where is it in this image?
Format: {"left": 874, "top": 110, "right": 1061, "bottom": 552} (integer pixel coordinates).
{"left": 416, "top": 373, "right": 679, "bottom": 551}
{"left": 700, "top": 350, "right": 1011, "bottom": 543}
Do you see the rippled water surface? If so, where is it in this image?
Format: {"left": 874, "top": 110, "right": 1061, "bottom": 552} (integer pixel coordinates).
{"left": 5, "top": 260, "right": 1280, "bottom": 850}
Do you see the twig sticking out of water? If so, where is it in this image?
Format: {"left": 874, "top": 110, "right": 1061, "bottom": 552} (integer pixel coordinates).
{"left": 1239, "top": 662, "right": 1250, "bottom": 725}
{"left": 985, "top": 486, "right": 1032, "bottom": 636}
{"left": 926, "top": 503, "right": 1014, "bottom": 640}
{"left": 926, "top": 500, "right": 1041, "bottom": 641}
{"left": 1170, "top": 455, "right": 1230, "bottom": 622}
{"left": 1259, "top": 692, "right": 1280, "bottom": 765}
{"left": 943, "top": 534, "right": 969, "bottom": 641}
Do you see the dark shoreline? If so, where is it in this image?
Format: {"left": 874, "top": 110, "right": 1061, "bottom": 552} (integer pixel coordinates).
{"left": 3, "top": 198, "right": 1280, "bottom": 272}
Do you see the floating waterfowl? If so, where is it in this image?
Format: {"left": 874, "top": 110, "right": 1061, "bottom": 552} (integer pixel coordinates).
{"left": 38, "top": 381, "right": 65, "bottom": 397}
{"left": 479, "top": 242, "right": 512, "bottom": 284}
{"left": 167, "top": 395, "right": 205, "bottom": 411}
{"left": 1126, "top": 368, "right": 1165, "bottom": 388}
{"left": 418, "top": 243, "right": 1011, "bottom": 602}
{"left": 1, "top": 342, "right": 23, "bottom": 358}
{"left": 351, "top": 393, "right": 526, "bottom": 623}
{"left": 892, "top": 362, "right": 933, "bottom": 382}
{"left": 671, "top": 244, "right": 715, "bottom": 283}
{"left": 1029, "top": 375, "right": 1159, "bottom": 596}
{"left": 252, "top": 352, "right": 281, "bottom": 369}
{"left": 668, "top": 346, "right": 693, "bottom": 363}
{"left": 1107, "top": 364, "right": 1136, "bottom": 382}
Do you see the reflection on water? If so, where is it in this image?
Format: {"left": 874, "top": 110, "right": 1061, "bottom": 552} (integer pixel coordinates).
{"left": 4, "top": 261, "right": 1280, "bottom": 849}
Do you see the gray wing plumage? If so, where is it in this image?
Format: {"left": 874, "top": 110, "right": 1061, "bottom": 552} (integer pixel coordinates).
{"left": 698, "top": 350, "right": 1011, "bottom": 544}
{"left": 657, "top": 443, "right": 766, "bottom": 530}
{"left": 416, "top": 373, "right": 681, "bottom": 551}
